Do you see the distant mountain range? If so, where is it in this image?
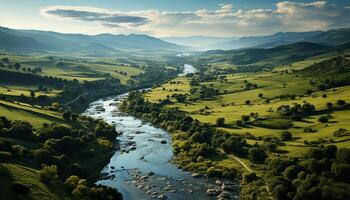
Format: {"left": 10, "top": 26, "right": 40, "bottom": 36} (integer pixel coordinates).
{"left": 165, "top": 28, "right": 350, "bottom": 50}
{"left": 0, "top": 27, "right": 188, "bottom": 55}
{"left": 1, "top": 26, "right": 349, "bottom": 54}
{"left": 197, "top": 41, "right": 348, "bottom": 67}
{"left": 162, "top": 36, "right": 236, "bottom": 49}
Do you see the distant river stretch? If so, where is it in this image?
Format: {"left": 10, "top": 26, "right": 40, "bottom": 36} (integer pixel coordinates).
{"left": 83, "top": 64, "right": 239, "bottom": 200}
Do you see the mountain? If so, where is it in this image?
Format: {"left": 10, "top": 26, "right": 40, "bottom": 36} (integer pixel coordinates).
{"left": 162, "top": 36, "right": 236, "bottom": 49}
{"left": 305, "top": 28, "right": 350, "bottom": 46}
{"left": 0, "top": 27, "right": 188, "bottom": 54}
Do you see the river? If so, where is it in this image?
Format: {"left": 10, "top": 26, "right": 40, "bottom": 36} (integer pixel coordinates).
{"left": 83, "top": 64, "right": 239, "bottom": 200}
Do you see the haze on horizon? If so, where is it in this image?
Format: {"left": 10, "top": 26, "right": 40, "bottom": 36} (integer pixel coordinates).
{"left": 0, "top": 0, "right": 349, "bottom": 38}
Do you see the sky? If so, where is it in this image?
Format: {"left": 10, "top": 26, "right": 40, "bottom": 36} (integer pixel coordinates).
{"left": 0, "top": 0, "right": 349, "bottom": 37}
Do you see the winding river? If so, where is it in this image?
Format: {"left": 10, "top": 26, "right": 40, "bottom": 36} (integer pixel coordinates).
{"left": 83, "top": 64, "right": 239, "bottom": 200}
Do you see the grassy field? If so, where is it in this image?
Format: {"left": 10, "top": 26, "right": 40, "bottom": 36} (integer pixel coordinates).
{"left": 0, "top": 100, "right": 67, "bottom": 128}
{"left": 145, "top": 56, "right": 350, "bottom": 158}
{"left": 0, "top": 83, "right": 60, "bottom": 97}
{"left": 0, "top": 54, "right": 144, "bottom": 83}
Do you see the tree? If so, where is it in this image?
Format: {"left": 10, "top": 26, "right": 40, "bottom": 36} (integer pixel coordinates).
{"left": 245, "top": 100, "right": 251, "bottom": 105}
{"left": 30, "top": 90, "right": 35, "bottom": 98}
{"left": 318, "top": 116, "right": 329, "bottom": 123}
{"left": 64, "top": 175, "right": 80, "bottom": 192}
{"left": 281, "top": 131, "right": 292, "bottom": 141}
{"left": 40, "top": 165, "right": 58, "bottom": 183}
{"left": 241, "top": 115, "right": 251, "bottom": 123}
{"left": 258, "top": 93, "right": 264, "bottom": 98}
{"left": 216, "top": 118, "right": 225, "bottom": 127}
{"left": 337, "top": 99, "right": 346, "bottom": 106}
{"left": 248, "top": 148, "right": 268, "bottom": 164}
{"left": 326, "top": 102, "right": 333, "bottom": 109}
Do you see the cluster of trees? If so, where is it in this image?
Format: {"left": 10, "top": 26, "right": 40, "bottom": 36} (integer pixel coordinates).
{"left": 0, "top": 116, "right": 122, "bottom": 199}
{"left": 243, "top": 80, "right": 258, "bottom": 90}
{"left": 277, "top": 102, "right": 316, "bottom": 119}
{"left": 115, "top": 70, "right": 128, "bottom": 76}
{"left": 266, "top": 146, "right": 350, "bottom": 200}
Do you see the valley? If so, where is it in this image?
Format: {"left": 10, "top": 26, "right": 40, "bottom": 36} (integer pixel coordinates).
{"left": 1, "top": 9, "right": 350, "bottom": 200}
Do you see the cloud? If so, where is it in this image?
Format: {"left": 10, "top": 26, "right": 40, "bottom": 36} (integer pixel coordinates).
{"left": 41, "top": 1, "right": 350, "bottom": 37}
{"left": 42, "top": 6, "right": 149, "bottom": 28}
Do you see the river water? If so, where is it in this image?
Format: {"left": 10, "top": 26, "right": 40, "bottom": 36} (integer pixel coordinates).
{"left": 83, "top": 64, "right": 239, "bottom": 200}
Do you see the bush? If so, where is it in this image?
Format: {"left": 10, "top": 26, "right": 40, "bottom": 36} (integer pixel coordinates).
{"left": 39, "top": 165, "right": 58, "bottom": 183}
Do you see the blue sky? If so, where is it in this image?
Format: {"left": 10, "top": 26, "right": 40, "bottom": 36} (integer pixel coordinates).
{"left": 0, "top": 0, "right": 349, "bottom": 37}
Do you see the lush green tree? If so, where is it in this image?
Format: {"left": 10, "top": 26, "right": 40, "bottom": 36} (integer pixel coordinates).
{"left": 216, "top": 117, "right": 225, "bottom": 127}
{"left": 40, "top": 165, "right": 58, "bottom": 183}
{"left": 248, "top": 148, "right": 268, "bottom": 164}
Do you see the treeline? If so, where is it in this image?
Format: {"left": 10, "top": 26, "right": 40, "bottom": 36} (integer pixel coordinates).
{"left": 0, "top": 116, "right": 122, "bottom": 200}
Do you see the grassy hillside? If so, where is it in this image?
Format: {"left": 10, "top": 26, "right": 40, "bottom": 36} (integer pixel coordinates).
{"left": 145, "top": 56, "right": 350, "bottom": 157}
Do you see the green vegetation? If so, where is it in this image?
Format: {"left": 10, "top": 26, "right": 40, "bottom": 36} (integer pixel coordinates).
{"left": 124, "top": 53, "right": 350, "bottom": 199}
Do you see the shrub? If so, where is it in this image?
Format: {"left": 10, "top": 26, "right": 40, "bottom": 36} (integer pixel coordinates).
{"left": 40, "top": 165, "right": 58, "bottom": 183}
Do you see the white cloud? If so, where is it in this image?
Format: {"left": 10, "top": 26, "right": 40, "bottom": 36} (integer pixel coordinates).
{"left": 41, "top": 1, "right": 350, "bottom": 37}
